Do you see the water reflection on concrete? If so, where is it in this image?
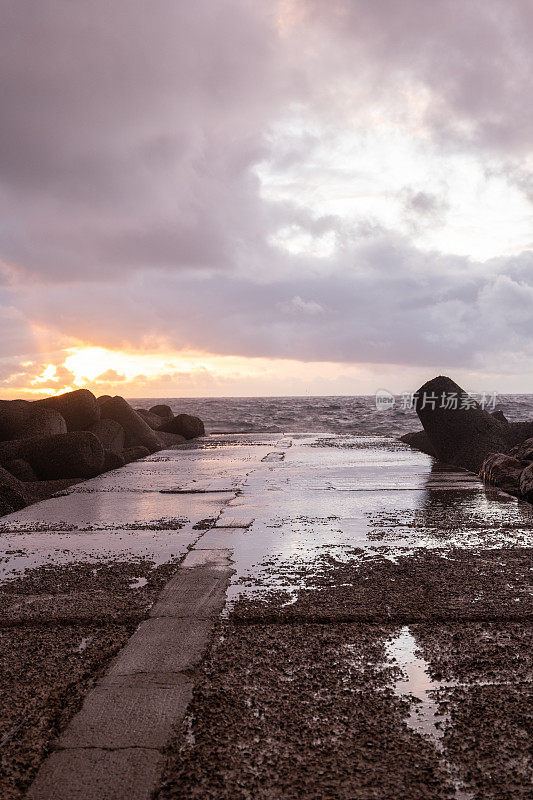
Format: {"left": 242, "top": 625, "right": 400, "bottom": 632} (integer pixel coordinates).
{"left": 386, "top": 626, "right": 475, "bottom": 800}
{"left": 386, "top": 626, "right": 449, "bottom": 744}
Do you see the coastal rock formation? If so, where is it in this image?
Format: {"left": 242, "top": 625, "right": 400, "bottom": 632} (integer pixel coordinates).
{"left": 34, "top": 388, "right": 100, "bottom": 430}
{"left": 88, "top": 419, "right": 125, "bottom": 455}
{"left": 99, "top": 396, "right": 162, "bottom": 452}
{"left": 161, "top": 413, "right": 205, "bottom": 440}
{"left": 0, "top": 390, "right": 205, "bottom": 517}
{"left": 479, "top": 453, "right": 526, "bottom": 495}
{"left": 0, "top": 400, "right": 28, "bottom": 440}
{"left": 4, "top": 458, "right": 37, "bottom": 482}
{"left": 122, "top": 445, "right": 151, "bottom": 463}
{"left": 103, "top": 450, "right": 125, "bottom": 471}
{"left": 149, "top": 404, "right": 173, "bottom": 419}
{"left": 507, "top": 421, "right": 533, "bottom": 447}
{"left": 519, "top": 463, "right": 533, "bottom": 502}
{"left": 414, "top": 376, "right": 508, "bottom": 472}
{"left": 398, "top": 430, "right": 436, "bottom": 458}
{"left": 399, "top": 374, "right": 533, "bottom": 504}
{"left": 510, "top": 437, "right": 533, "bottom": 461}
{"left": 0, "top": 431, "right": 105, "bottom": 480}
{"left": 157, "top": 431, "right": 187, "bottom": 447}
{"left": 135, "top": 408, "right": 165, "bottom": 430}
{"left": 0, "top": 465, "right": 34, "bottom": 516}
{"left": 491, "top": 409, "right": 508, "bottom": 424}
{"left": 0, "top": 400, "right": 67, "bottom": 440}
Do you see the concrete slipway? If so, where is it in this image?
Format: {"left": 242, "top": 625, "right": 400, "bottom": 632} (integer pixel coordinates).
{"left": 0, "top": 434, "right": 531, "bottom": 799}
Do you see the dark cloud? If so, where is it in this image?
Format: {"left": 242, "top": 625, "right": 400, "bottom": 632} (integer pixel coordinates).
{"left": 11, "top": 238, "right": 532, "bottom": 375}
{"left": 1, "top": 1, "right": 533, "bottom": 385}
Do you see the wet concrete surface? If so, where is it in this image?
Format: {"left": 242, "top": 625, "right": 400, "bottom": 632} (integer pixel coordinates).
{"left": 1, "top": 437, "right": 271, "bottom": 799}
{"left": 0, "top": 434, "right": 531, "bottom": 798}
{"left": 154, "top": 434, "right": 532, "bottom": 800}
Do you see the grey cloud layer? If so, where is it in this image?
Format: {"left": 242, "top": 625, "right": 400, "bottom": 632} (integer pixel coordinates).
{"left": 1, "top": 0, "right": 532, "bottom": 376}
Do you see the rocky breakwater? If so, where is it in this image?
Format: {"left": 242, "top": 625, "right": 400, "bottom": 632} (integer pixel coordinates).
{"left": 400, "top": 375, "right": 533, "bottom": 501}
{"left": 0, "top": 390, "right": 205, "bottom": 516}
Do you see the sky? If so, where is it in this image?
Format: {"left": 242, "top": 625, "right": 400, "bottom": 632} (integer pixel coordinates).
{"left": 1, "top": 0, "right": 533, "bottom": 399}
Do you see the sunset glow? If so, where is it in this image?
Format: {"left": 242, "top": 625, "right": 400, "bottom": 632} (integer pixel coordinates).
{"left": 1, "top": 0, "right": 533, "bottom": 398}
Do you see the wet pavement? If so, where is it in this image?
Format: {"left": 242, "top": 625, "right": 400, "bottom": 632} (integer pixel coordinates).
{"left": 0, "top": 434, "right": 531, "bottom": 799}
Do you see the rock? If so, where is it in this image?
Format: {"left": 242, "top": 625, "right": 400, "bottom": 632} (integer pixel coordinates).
{"left": 149, "top": 404, "right": 173, "bottom": 419}
{"left": 0, "top": 399, "right": 67, "bottom": 441}
{"left": 135, "top": 409, "right": 165, "bottom": 430}
{"left": 399, "top": 430, "right": 436, "bottom": 458}
{"left": 160, "top": 413, "right": 205, "bottom": 440}
{"left": 479, "top": 453, "right": 526, "bottom": 495}
{"left": 87, "top": 419, "right": 125, "bottom": 455}
{"left": 519, "top": 463, "right": 533, "bottom": 502}
{"left": 491, "top": 410, "right": 508, "bottom": 424}
{"left": 24, "top": 478, "right": 81, "bottom": 502}
{"left": 414, "top": 376, "right": 508, "bottom": 472}
{"left": 99, "top": 396, "right": 162, "bottom": 453}
{"left": 0, "top": 400, "right": 29, "bottom": 440}
{"left": 34, "top": 389, "right": 100, "bottom": 430}
{"left": 507, "top": 421, "right": 533, "bottom": 448}
{"left": 0, "top": 432, "right": 104, "bottom": 480}
{"left": 122, "top": 446, "right": 151, "bottom": 463}
{"left": 97, "top": 395, "right": 112, "bottom": 406}
{"left": 24, "top": 407, "right": 67, "bottom": 438}
{"left": 5, "top": 458, "right": 37, "bottom": 481}
{"left": 509, "top": 437, "right": 533, "bottom": 462}
{"left": 102, "top": 450, "right": 125, "bottom": 471}
{"left": 157, "top": 431, "right": 187, "bottom": 447}
{"left": 0, "top": 465, "right": 34, "bottom": 516}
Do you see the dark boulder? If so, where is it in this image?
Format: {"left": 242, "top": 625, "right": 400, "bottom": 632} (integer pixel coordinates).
{"left": 0, "top": 432, "right": 104, "bottom": 480}
{"left": 507, "top": 421, "right": 533, "bottom": 448}
{"left": 160, "top": 413, "right": 205, "bottom": 440}
{"left": 34, "top": 389, "right": 100, "bottom": 431}
{"left": 509, "top": 437, "right": 533, "bottom": 462}
{"left": 491, "top": 410, "right": 508, "bottom": 424}
{"left": 157, "top": 431, "right": 187, "bottom": 447}
{"left": 103, "top": 450, "right": 125, "bottom": 471}
{"left": 399, "top": 430, "right": 436, "bottom": 458}
{"left": 414, "top": 376, "right": 508, "bottom": 472}
{"left": 0, "top": 400, "right": 28, "bottom": 440}
{"left": 24, "top": 407, "right": 67, "bottom": 438}
{"left": 0, "top": 465, "right": 34, "bottom": 516}
{"left": 135, "top": 409, "right": 165, "bottom": 430}
{"left": 5, "top": 458, "right": 37, "bottom": 482}
{"left": 122, "top": 445, "right": 151, "bottom": 463}
{"left": 519, "top": 463, "right": 533, "bottom": 502}
{"left": 0, "top": 399, "right": 66, "bottom": 441}
{"left": 99, "top": 396, "right": 162, "bottom": 453}
{"left": 479, "top": 453, "right": 526, "bottom": 495}
{"left": 88, "top": 419, "right": 125, "bottom": 455}
{"left": 149, "top": 404, "right": 173, "bottom": 419}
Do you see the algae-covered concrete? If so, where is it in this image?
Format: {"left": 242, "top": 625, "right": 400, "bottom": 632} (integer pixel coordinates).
{"left": 0, "top": 434, "right": 531, "bottom": 799}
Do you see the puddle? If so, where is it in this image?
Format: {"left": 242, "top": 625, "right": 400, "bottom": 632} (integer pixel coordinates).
{"left": 386, "top": 626, "right": 474, "bottom": 800}
{"left": 386, "top": 626, "right": 448, "bottom": 744}
{"left": 129, "top": 576, "right": 148, "bottom": 589}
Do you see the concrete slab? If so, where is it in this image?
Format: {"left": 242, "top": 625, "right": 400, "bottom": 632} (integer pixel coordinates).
{"left": 105, "top": 616, "right": 213, "bottom": 677}
{"left": 0, "top": 490, "right": 227, "bottom": 531}
{"left": 26, "top": 748, "right": 163, "bottom": 800}
{"left": 58, "top": 673, "right": 193, "bottom": 749}
{"left": 0, "top": 528, "right": 198, "bottom": 579}
{"left": 192, "top": 527, "right": 245, "bottom": 549}
{"left": 150, "top": 562, "right": 234, "bottom": 618}
{"left": 213, "top": 516, "right": 254, "bottom": 528}
{"left": 180, "top": 548, "right": 233, "bottom": 568}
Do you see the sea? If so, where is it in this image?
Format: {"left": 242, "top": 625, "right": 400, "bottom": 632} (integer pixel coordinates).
{"left": 129, "top": 395, "right": 533, "bottom": 437}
